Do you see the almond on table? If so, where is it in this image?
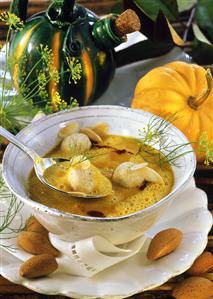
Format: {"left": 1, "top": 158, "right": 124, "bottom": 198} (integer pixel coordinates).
{"left": 172, "top": 276, "right": 213, "bottom": 299}
{"left": 187, "top": 251, "right": 213, "bottom": 275}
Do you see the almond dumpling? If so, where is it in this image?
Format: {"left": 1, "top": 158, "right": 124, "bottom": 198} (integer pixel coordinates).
{"left": 67, "top": 156, "right": 112, "bottom": 197}
{"left": 61, "top": 133, "right": 92, "bottom": 155}
{"left": 112, "top": 162, "right": 164, "bottom": 188}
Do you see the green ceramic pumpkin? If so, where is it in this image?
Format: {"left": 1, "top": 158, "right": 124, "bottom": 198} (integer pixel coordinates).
{"left": 9, "top": 0, "right": 125, "bottom": 108}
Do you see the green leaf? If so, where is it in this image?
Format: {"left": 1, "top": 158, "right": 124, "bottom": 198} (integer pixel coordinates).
{"left": 133, "top": 0, "right": 179, "bottom": 21}
{"left": 196, "top": 0, "right": 213, "bottom": 42}
{"left": 192, "top": 23, "right": 212, "bottom": 45}
{"left": 123, "top": 1, "right": 183, "bottom": 44}
{"left": 177, "top": 0, "right": 196, "bottom": 12}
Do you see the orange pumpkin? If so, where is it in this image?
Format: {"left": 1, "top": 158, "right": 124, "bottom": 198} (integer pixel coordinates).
{"left": 131, "top": 61, "right": 213, "bottom": 162}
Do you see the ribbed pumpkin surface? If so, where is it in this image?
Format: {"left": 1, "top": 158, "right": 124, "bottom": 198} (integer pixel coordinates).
{"left": 132, "top": 61, "right": 213, "bottom": 161}
{"left": 9, "top": 11, "right": 115, "bottom": 106}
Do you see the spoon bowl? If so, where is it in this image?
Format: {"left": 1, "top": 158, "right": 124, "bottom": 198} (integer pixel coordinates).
{"left": 0, "top": 126, "right": 104, "bottom": 198}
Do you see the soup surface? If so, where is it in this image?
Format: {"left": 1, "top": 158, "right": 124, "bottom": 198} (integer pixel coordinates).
{"left": 28, "top": 123, "right": 174, "bottom": 217}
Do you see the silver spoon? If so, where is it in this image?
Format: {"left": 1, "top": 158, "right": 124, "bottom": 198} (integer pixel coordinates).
{"left": 0, "top": 126, "right": 103, "bottom": 198}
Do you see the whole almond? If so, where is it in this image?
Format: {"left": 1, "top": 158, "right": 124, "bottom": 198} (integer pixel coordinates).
{"left": 147, "top": 228, "right": 183, "bottom": 260}
{"left": 17, "top": 231, "right": 59, "bottom": 257}
{"left": 26, "top": 216, "right": 48, "bottom": 237}
{"left": 19, "top": 254, "right": 58, "bottom": 278}
{"left": 172, "top": 277, "right": 213, "bottom": 299}
{"left": 187, "top": 251, "right": 213, "bottom": 275}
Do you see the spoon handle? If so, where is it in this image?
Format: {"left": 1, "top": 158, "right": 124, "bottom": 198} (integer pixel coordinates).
{"left": 0, "top": 126, "right": 40, "bottom": 162}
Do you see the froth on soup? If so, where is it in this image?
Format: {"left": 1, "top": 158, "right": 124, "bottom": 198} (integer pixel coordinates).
{"left": 28, "top": 122, "right": 174, "bottom": 218}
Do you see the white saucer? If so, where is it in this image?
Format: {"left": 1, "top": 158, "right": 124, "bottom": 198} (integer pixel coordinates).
{"left": 0, "top": 178, "right": 212, "bottom": 299}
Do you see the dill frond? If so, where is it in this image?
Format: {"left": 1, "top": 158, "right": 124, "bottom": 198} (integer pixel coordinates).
{"left": 138, "top": 114, "right": 194, "bottom": 167}
{"left": 0, "top": 170, "right": 25, "bottom": 252}
{"left": 0, "top": 95, "right": 38, "bottom": 133}
{"left": 66, "top": 56, "right": 82, "bottom": 84}
{"left": 198, "top": 132, "right": 213, "bottom": 166}
{"left": 0, "top": 12, "right": 24, "bottom": 30}
{"left": 0, "top": 13, "right": 80, "bottom": 130}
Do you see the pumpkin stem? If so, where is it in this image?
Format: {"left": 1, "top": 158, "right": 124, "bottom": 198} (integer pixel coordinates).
{"left": 188, "top": 69, "right": 212, "bottom": 110}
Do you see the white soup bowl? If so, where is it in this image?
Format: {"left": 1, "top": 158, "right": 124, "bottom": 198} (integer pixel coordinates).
{"left": 2, "top": 106, "right": 196, "bottom": 244}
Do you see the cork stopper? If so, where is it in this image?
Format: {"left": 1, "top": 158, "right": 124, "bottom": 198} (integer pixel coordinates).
{"left": 114, "top": 9, "right": 141, "bottom": 37}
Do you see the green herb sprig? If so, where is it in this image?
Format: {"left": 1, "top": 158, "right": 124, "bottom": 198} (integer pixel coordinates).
{"left": 137, "top": 114, "right": 190, "bottom": 167}
{"left": 198, "top": 132, "right": 213, "bottom": 166}
{"left": 0, "top": 12, "right": 80, "bottom": 136}
{"left": 0, "top": 178, "right": 25, "bottom": 252}
{"left": 138, "top": 114, "right": 213, "bottom": 167}
{"left": 0, "top": 12, "right": 38, "bottom": 134}
{"left": 66, "top": 56, "right": 82, "bottom": 85}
